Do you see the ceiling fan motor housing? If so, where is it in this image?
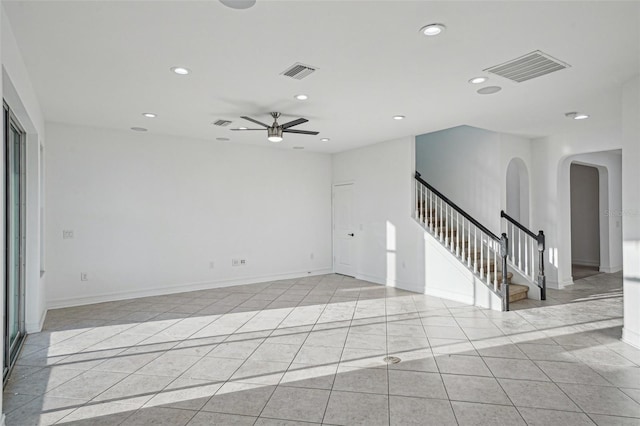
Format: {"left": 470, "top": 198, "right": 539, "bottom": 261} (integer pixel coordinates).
{"left": 268, "top": 126, "right": 283, "bottom": 141}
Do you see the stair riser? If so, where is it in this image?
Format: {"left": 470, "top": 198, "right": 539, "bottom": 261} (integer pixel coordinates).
{"left": 509, "top": 292, "right": 528, "bottom": 303}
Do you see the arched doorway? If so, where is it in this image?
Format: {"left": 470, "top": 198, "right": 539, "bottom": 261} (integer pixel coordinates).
{"left": 570, "top": 163, "right": 602, "bottom": 279}
{"left": 506, "top": 158, "right": 530, "bottom": 226}
{"left": 557, "top": 150, "right": 622, "bottom": 287}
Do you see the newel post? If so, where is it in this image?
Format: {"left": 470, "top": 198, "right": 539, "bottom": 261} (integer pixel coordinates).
{"left": 500, "top": 233, "right": 509, "bottom": 311}
{"left": 537, "top": 230, "right": 546, "bottom": 301}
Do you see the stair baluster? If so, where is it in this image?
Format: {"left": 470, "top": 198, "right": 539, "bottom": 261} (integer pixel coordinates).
{"left": 493, "top": 241, "right": 498, "bottom": 291}
{"left": 500, "top": 210, "right": 547, "bottom": 301}
{"left": 467, "top": 219, "right": 471, "bottom": 267}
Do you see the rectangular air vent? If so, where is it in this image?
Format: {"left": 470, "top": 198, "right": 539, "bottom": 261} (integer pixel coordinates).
{"left": 281, "top": 62, "right": 317, "bottom": 80}
{"left": 213, "top": 119, "right": 232, "bottom": 127}
{"left": 484, "top": 50, "right": 570, "bottom": 83}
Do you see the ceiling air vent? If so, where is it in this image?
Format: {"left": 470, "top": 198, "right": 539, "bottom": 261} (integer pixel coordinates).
{"left": 484, "top": 50, "right": 570, "bottom": 83}
{"left": 281, "top": 63, "right": 317, "bottom": 80}
{"left": 213, "top": 119, "right": 232, "bottom": 127}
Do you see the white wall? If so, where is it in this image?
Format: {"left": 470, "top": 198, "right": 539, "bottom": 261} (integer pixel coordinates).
{"left": 531, "top": 121, "right": 622, "bottom": 288}
{"left": 332, "top": 136, "right": 502, "bottom": 310}
{"left": 622, "top": 75, "right": 640, "bottom": 349}
{"left": 555, "top": 150, "right": 623, "bottom": 282}
{"left": 500, "top": 134, "right": 533, "bottom": 228}
{"left": 415, "top": 121, "right": 624, "bottom": 290}
{"left": 1, "top": 6, "right": 47, "bottom": 333}
{"left": 416, "top": 126, "right": 502, "bottom": 233}
{"left": 416, "top": 125, "right": 532, "bottom": 236}
{"left": 506, "top": 161, "right": 521, "bottom": 221}
{"left": 1, "top": 6, "right": 49, "bottom": 420}
{"left": 332, "top": 137, "right": 423, "bottom": 290}
{"left": 570, "top": 164, "right": 600, "bottom": 266}
{"left": 45, "top": 123, "right": 332, "bottom": 307}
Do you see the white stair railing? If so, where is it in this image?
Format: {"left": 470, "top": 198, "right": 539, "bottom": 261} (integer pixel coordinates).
{"left": 415, "top": 173, "right": 510, "bottom": 311}
{"left": 500, "top": 211, "right": 546, "bottom": 300}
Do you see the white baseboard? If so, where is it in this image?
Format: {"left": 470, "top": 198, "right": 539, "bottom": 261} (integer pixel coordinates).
{"left": 420, "top": 286, "right": 472, "bottom": 305}
{"left": 355, "top": 272, "right": 419, "bottom": 293}
{"left": 26, "top": 308, "right": 48, "bottom": 333}
{"left": 622, "top": 327, "right": 640, "bottom": 350}
{"left": 560, "top": 277, "right": 574, "bottom": 288}
{"left": 572, "top": 259, "right": 600, "bottom": 267}
{"left": 355, "top": 272, "right": 501, "bottom": 311}
{"left": 356, "top": 270, "right": 475, "bottom": 306}
{"left": 600, "top": 265, "right": 623, "bottom": 273}
{"left": 1, "top": 413, "right": 5, "bottom": 426}
{"left": 47, "top": 267, "right": 333, "bottom": 310}
{"left": 354, "top": 272, "right": 385, "bottom": 286}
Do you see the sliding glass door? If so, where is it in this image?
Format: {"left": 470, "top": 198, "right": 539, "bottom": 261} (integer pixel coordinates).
{"left": 4, "top": 103, "right": 26, "bottom": 381}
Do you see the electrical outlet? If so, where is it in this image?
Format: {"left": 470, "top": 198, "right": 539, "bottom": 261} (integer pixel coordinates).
{"left": 232, "top": 259, "right": 240, "bottom": 266}
{"left": 240, "top": 259, "right": 247, "bottom": 265}
{"left": 63, "top": 230, "right": 74, "bottom": 239}
{"left": 80, "top": 272, "right": 88, "bottom": 281}
{"left": 209, "top": 261, "right": 215, "bottom": 269}
{"left": 310, "top": 252, "right": 314, "bottom": 260}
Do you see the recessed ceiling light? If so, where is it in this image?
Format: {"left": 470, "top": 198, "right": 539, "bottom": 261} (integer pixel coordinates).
{"left": 130, "top": 127, "right": 147, "bottom": 132}
{"left": 294, "top": 94, "right": 309, "bottom": 101}
{"left": 420, "top": 23, "right": 446, "bottom": 36}
{"left": 170, "top": 66, "right": 190, "bottom": 75}
{"left": 477, "top": 86, "right": 502, "bottom": 95}
{"left": 142, "top": 113, "right": 157, "bottom": 118}
{"left": 219, "top": 0, "right": 256, "bottom": 9}
{"left": 293, "top": 146, "right": 305, "bottom": 150}
{"left": 238, "top": 127, "right": 248, "bottom": 130}
{"left": 216, "top": 137, "right": 230, "bottom": 141}
{"left": 393, "top": 115, "right": 405, "bottom": 120}
{"left": 320, "top": 138, "right": 330, "bottom": 142}
{"left": 469, "top": 77, "right": 488, "bottom": 84}
{"left": 565, "top": 112, "right": 590, "bottom": 120}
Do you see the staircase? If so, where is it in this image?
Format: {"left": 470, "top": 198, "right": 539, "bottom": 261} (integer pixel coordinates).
{"left": 414, "top": 172, "right": 545, "bottom": 310}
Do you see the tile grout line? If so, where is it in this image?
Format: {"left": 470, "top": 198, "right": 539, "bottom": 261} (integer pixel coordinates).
{"left": 451, "top": 305, "right": 547, "bottom": 425}
{"left": 319, "top": 275, "right": 363, "bottom": 425}
{"left": 7, "top": 272, "right": 637, "bottom": 426}
{"left": 51, "top": 280, "right": 272, "bottom": 425}
{"left": 249, "top": 275, "right": 341, "bottom": 424}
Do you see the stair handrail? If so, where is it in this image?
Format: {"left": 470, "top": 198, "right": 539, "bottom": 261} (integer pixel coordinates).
{"left": 500, "top": 210, "right": 546, "bottom": 300}
{"left": 416, "top": 172, "right": 499, "bottom": 241}
{"left": 415, "top": 172, "right": 511, "bottom": 310}
{"left": 500, "top": 211, "right": 537, "bottom": 239}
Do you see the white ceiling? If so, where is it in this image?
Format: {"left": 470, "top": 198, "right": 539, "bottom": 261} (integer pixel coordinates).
{"left": 4, "top": 1, "right": 639, "bottom": 153}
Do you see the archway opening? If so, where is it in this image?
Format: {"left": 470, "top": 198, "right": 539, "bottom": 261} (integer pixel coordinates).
{"left": 505, "top": 158, "right": 530, "bottom": 226}
{"left": 570, "top": 163, "right": 602, "bottom": 279}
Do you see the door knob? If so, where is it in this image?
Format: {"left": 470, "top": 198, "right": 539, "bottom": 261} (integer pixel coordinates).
{"left": 347, "top": 233, "right": 354, "bottom": 236}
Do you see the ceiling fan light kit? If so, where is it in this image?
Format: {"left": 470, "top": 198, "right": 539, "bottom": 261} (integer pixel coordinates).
{"left": 232, "top": 112, "right": 319, "bottom": 143}
{"left": 268, "top": 127, "right": 283, "bottom": 143}
{"left": 219, "top": 0, "right": 256, "bottom": 10}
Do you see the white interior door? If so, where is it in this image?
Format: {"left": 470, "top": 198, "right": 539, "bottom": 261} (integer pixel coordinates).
{"left": 333, "top": 183, "right": 356, "bottom": 276}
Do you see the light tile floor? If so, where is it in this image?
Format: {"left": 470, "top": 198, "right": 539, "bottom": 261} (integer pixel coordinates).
{"left": 4, "top": 272, "right": 639, "bottom": 425}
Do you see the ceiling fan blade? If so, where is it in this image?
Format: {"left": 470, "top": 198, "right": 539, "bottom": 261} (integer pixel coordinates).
{"left": 241, "top": 116, "right": 270, "bottom": 128}
{"left": 283, "top": 129, "right": 320, "bottom": 135}
{"left": 230, "top": 128, "right": 265, "bottom": 131}
{"left": 280, "top": 118, "right": 308, "bottom": 129}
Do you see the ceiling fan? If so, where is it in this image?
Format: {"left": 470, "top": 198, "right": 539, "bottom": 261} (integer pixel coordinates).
{"left": 231, "top": 112, "right": 319, "bottom": 143}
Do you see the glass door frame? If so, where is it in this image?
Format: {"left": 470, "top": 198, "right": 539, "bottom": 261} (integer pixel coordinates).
{"left": 3, "top": 101, "right": 27, "bottom": 383}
